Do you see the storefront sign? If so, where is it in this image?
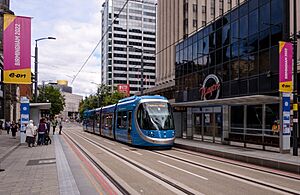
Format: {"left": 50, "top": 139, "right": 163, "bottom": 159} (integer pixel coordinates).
{"left": 282, "top": 93, "right": 291, "bottom": 135}
{"left": 3, "top": 14, "right": 31, "bottom": 84}
{"left": 117, "top": 84, "right": 130, "bottom": 97}
{"left": 199, "top": 74, "right": 220, "bottom": 100}
{"left": 279, "top": 41, "right": 293, "bottom": 92}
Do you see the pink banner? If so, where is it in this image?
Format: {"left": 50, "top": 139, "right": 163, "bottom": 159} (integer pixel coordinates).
{"left": 3, "top": 14, "right": 31, "bottom": 84}
{"left": 279, "top": 41, "right": 293, "bottom": 92}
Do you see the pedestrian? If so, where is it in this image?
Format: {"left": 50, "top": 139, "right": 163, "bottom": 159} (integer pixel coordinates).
{"left": 58, "top": 118, "right": 63, "bottom": 135}
{"left": 0, "top": 120, "right": 3, "bottom": 135}
{"left": 46, "top": 118, "right": 51, "bottom": 134}
{"left": 51, "top": 118, "right": 57, "bottom": 135}
{"left": 25, "top": 120, "right": 36, "bottom": 147}
{"left": 10, "top": 121, "right": 18, "bottom": 138}
{"left": 37, "top": 118, "right": 47, "bottom": 145}
{"left": 5, "top": 121, "right": 10, "bottom": 134}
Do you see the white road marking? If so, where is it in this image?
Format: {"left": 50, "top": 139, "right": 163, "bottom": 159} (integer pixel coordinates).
{"left": 72, "top": 132, "right": 202, "bottom": 195}
{"left": 122, "top": 147, "right": 143, "bottom": 156}
{"left": 103, "top": 140, "right": 115, "bottom": 145}
{"left": 158, "top": 160, "right": 208, "bottom": 181}
{"left": 132, "top": 151, "right": 143, "bottom": 156}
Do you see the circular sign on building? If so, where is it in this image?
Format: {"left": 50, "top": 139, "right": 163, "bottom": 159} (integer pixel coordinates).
{"left": 199, "top": 74, "right": 221, "bottom": 100}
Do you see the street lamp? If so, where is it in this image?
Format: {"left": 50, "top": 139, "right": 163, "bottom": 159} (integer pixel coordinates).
{"left": 127, "top": 45, "right": 144, "bottom": 95}
{"left": 34, "top": 37, "right": 56, "bottom": 103}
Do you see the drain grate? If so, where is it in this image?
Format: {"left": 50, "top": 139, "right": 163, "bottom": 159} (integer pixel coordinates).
{"left": 26, "top": 158, "right": 56, "bottom": 166}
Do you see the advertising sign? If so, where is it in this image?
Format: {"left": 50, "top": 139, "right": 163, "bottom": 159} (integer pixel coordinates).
{"left": 3, "top": 14, "right": 31, "bottom": 84}
{"left": 199, "top": 74, "right": 221, "bottom": 100}
{"left": 279, "top": 41, "right": 293, "bottom": 92}
{"left": 282, "top": 93, "right": 291, "bottom": 135}
{"left": 117, "top": 84, "right": 130, "bottom": 97}
{"left": 20, "top": 97, "right": 30, "bottom": 132}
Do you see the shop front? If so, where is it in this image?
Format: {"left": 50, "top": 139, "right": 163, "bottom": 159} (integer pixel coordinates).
{"left": 173, "top": 0, "right": 289, "bottom": 148}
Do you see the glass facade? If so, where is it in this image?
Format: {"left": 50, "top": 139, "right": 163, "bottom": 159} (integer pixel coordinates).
{"left": 175, "top": 0, "right": 289, "bottom": 102}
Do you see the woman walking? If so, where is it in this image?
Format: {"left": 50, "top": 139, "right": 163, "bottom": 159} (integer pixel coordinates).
{"left": 26, "top": 120, "right": 36, "bottom": 147}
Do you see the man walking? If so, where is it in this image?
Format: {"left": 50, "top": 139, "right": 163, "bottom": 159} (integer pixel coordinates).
{"left": 51, "top": 118, "right": 57, "bottom": 135}
{"left": 58, "top": 118, "right": 63, "bottom": 135}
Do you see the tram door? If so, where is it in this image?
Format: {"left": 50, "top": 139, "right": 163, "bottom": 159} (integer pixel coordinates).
{"left": 193, "top": 107, "right": 222, "bottom": 143}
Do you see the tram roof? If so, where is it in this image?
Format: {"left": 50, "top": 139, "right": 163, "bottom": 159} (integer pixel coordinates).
{"left": 118, "top": 95, "right": 167, "bottom": 103}
{"left": 172, "top": 95, "right": 280, "bottom": 107}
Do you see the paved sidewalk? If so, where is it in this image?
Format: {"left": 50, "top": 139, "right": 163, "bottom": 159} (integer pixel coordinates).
{"left": 175, "top": 138, "right": 300, "bottom": 174}
{"left": 0, "top": 133, "right": 59, "bottom": 195}
{"left": 0, "top": 130, "right": 100, "bottom": 195}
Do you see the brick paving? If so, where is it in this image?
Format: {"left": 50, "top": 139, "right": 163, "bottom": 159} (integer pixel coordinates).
{"left": 0, "top": 132, "right": 59, "bottom": 195}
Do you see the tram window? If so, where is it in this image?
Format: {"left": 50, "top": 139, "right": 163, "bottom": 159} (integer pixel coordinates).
{"left": 128, "top": 111, "right": 132, "bottom": 131}
{"left": 137, "top": 103, "right": 174, "bottom": 130}
{"left": 117, "top": 111, "right": 127, "bottom": 129}
{"left": 102, "top": 113, "right": 113, "bottom": 130}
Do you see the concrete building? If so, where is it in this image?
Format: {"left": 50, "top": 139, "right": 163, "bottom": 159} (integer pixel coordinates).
{"left": 0, "top": 0, "right": 16, "bottom": 121}
{"left": 101, "top": 0, "right": 157, "bottom": 95}
{"left": 61, "top": 91, "right": 82, "bottom": 120}
{"left": 41, "top": 80, "right": 82, "bottom": 120}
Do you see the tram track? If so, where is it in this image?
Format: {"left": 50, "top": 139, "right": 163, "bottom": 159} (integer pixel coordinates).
{"left": 63, "top": 131, "right": 131, "bottom": 195}
{"left": 151, "top": 150, "right": 300, "bottom": 195}
{"left": 66, "top": 127, "right": 300, "bottom": 194}
{"left": 172, "top": 148, "right": 300, "bottom": 181}
{"left": 64, "top": 130, "right": 201, "bottom": 195}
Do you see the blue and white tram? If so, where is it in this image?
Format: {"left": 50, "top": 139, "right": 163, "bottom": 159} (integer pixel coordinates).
{"left": 83, "top": 95, "right": 175, "bottom": 148}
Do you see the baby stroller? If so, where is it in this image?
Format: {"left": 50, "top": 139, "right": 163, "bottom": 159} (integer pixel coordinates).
{"left": 44, "top": 130, "right": 52, "bottom": 145}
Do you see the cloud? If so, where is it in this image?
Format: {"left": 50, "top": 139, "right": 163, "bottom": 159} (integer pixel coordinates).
{"left": 11, "top": 0, "right": 104, "bottom": 96}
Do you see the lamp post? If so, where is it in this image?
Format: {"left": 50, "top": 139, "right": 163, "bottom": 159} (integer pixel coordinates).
{"left": 127, "top": 45, "right": 144, "bottom": 95}
{"left": 34, "top": 37, "right": 56, "bottom": 103}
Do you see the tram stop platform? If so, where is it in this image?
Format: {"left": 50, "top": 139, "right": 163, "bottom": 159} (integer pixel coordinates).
{"left": 1, "top": 126, "right": 300, "bottom": 195}
{"left": 0, "top": 131, "right": 101, "bottom": 195}
{"left": 175, "top": 138, "right": 300, "bottom": 174}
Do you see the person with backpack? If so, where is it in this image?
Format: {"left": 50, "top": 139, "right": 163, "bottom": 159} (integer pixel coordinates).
{"left": 37, "top": 118, "right": 47, "bottom": 145}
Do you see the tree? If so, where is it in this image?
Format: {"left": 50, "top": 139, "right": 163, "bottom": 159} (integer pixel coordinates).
{"left": 103, "top": 90, "right": 126, "bottom": 105}
{"left": 37, "top": 85, "right": 65, "bottom": 116}
{"left": 78, "top": 84, "right": 126, "bottom": 119}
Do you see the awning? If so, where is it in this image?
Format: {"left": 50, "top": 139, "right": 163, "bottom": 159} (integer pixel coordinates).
{"left": 30, "top": 103, "right": 51, "bottom": 110}
{"left": 172, "top": 95, "right": 280, "bottom": 107}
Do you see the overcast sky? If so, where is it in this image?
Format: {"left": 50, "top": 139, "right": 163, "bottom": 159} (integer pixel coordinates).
{"left": 11, "top": 0, "right": 105, "bottom": 97}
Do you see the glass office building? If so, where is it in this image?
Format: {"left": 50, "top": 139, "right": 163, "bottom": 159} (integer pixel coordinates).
{"left": 174, "top": 0, "right": 290, "bottom": 147}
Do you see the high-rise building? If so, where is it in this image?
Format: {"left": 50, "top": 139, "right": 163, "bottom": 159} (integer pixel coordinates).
{"left": 101, "top": 0, "right": 157, "bottom": 95}
{"left": 147, "top": 0, "right": 248, "bottom": 100}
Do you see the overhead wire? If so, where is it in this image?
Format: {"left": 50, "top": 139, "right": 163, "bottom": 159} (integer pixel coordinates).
{"left": 73, "top": 0, "right": 211, "bottom": 85}
{"left": 71, "top": 0, "right": 130, "bottom": 84}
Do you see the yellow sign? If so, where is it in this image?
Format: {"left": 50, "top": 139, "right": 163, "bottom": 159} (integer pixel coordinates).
{"left": 3, "top": 68, "right": 31, "bottom": 84}
{"left": 279, "top": 81, "right": 293, "bottom": 92}
{"left": 293, "top": 104, "right": 298, "bottom": 111}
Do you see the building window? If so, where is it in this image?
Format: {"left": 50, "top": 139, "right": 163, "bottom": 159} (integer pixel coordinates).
{"left": 202, "top": 5, "right": 206, "bottom": 13}
{"left": 193, "top": 19, "right": 197, "bottom": 27}
{"left": 193, "top": 4, "right": 197, "bottom": 12}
